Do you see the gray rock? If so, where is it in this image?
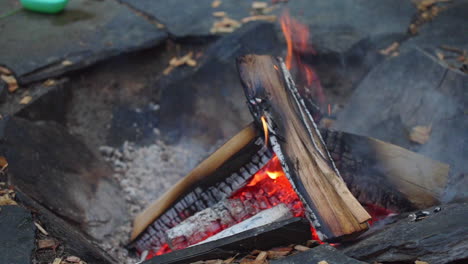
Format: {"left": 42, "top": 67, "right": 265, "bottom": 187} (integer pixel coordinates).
{"left": 272, "top": 244, "right": 365, "bottom": 264}
{"left": 342, "top": 203, "right": 468, "bottom": 264}
{"left": 0, "top": 117, "right": 128, "bottom": 240}
{"left": 0, "top": 0, "right": 167, "bottom": 83}
{"left": 118, "top": 0, "right": 256, "bottom": 37}
{"left": 287, "top": 0, "right": 415, "bottom": 54}
{"left": 0, "top": 206, "right": 36, "bottom": 264}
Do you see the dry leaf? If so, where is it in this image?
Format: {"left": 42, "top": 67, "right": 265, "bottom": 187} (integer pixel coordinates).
{"left": 62, "top": 60, "right": 73, "bottom": 66}
{"left": 409, "top": 125, "right": 432, "bottom": 144}
{"left": 0, "top": 66, "right": 11, "bottom": 75}
{"left": 19, "top": 95, "right": 32, "bottom": 105}
{"left": 38, "top": 239, "right": 57, "bottom": 249}
{"left": 0, "top": 193, "right": 17, "bottom": 206}
{"left": 210, "top": 17, "right": 241, "bottom": 34}
{"left": 66, "top": 256, "right": 81, "bottom": 263}
{"left": 293, "top": 245, "right": 310, "bottom": 252}
{"left": 379, "top": 42, "right": 400, "bottom": 56}
{"left": 241, "top": 15, "right": 277, "bottom": 23}
{"left": 213, "top": 11, "right": 226, "bottom": 17}
{"left": 1, "top": 75, "right": 18, "bottom": 92}
{"left": 212, "top": 0, "right": 222, "bottom": 8}
{"left": 0, "top": 156, "right": 8, "bottom": 172}
{"left": 43, "top": 79, "right": 57, "bottom": 87}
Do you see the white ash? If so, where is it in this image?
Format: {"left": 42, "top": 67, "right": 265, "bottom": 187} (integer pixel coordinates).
{"left": 97, "top": 139, "right": 222, "bottom": 263}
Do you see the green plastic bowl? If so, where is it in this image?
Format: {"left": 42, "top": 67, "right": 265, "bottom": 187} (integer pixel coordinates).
{"left": 20, "top": 0, "right": 69, "bottom": 14}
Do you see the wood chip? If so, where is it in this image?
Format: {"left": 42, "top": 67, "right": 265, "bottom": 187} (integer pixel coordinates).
{"left": 379, "top": 42, "right": 400, "bottom": 56}
{"left": 43, "top": 79, "right": 57, "bottom": 87}
{"left": 210, "top": 17, "right": 241, "bottom": 34}
{"left": 0, "top": 66, "right": 12, "bottom": 75}
{"left": 409, "top": 125, "right": 432, "bottom": 144}
{"left": 213, "top": 11, "right": 226, "bottom": 17}
{"left": 318, "top": 261, "right": 329, "bottom": 264}
{"left": 52, "top": 258, "right": 62, "bottom": 264}
{"left": 1, "top": 74, "right": 18, "bottom": 92}
{"left": 254, "top": 251, "right": 267, "bottom": 263}
{"left": 267, "top": 247, "right": 292, "bottom": 259}
{"left": 62, "top": 60, "right": 73, "bottom": 66}
{"left": 293, "top": 245, "right": 310, "bottom": 252}
{"left": 212, "top": 0, "right": 222, "bottom": 8}
{"left": 19, "top": 95, "right": 32, "bottom": 105}
{"left": 66, "top": 256, "right": 81, "bottom": 263}
{"left": 252, "top": 2, "right": 268, "bottom": 10}
{"left": 34, "top": 222, "right": 49, "bottom": 236}
{"left": 204, "top": 260, "right": 223, "bottom": 264}
{"left": 224, "top": 257, "right": 236, "bottom": 264}
{"left": 241, "top": 15, "right": 277, "bottom": 23}
{"left": 38, "top": 239, "right": 57, "bottom": 249}
{"left": 415, "top": 261, "right": 429, "bottom": 264}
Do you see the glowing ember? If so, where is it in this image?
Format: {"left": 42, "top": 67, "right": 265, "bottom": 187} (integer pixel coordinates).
{"left": 280, "top": 10, "right": 325, "bottom": 106}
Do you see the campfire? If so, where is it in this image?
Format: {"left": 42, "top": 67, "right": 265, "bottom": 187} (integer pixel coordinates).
{"left": 1, "top": 1, "right": 467, "bottom": 264}
{"left": 127, "top": 12, "right": 451, "bottom": 264}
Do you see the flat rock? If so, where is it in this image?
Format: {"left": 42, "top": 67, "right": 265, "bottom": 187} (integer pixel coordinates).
{"left": 342, "top": 203, "right": 468, "bottom": 264}
{"left": 404, "top": 0, "right": 468, "bottom": 73}
{"left": 287, "top": 0, "right": 415, "bottom": 54}
{"left": 272, "top": 244, "right": 365, "bottom": 264}
{"left": 158, "top": 22, "right": 280, "bottom": 153}
{"left": 333, "top": 43, "right": 468, "bottom": 195}
{"left": 0, "top": 117, "right": 128, "bottom": 240}
{"left": 118, "top": 0, "right": 258, "bottom": 37}
{"left": 0, "top": 0, "right": 167, "bottom": 83}
{"left": 0, "top": 205, "right": 36, "bottom": 264}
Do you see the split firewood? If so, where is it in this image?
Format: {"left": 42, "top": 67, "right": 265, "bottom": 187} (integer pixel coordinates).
{"left": 237, "top": 55, "right": 371, "bottom": 241}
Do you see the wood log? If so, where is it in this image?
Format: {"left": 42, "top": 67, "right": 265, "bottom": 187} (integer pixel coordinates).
{"left": 237, "top": 55, "right": 371, "bottom": 241}
{"left": 131, "top": 123, "right": 267, "bottom": 247}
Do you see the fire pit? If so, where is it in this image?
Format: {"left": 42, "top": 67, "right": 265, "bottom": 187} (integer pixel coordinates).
{"left": 0, "top": 1, "right": 467, "bottom": 264}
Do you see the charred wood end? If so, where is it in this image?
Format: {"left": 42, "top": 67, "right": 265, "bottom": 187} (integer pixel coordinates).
{"left": 237, "top": 54, "right": 371, "bottom": 241}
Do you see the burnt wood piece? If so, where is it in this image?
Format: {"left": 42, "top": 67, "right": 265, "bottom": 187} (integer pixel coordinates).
{"left": 143, "top": 217, "right": 311, "bottom": 264}
{"left": 166, "top": 201, "right": 291, "bottom": 250}
{"left": 131, "top": 124, "right": 274, "bottom": 252}
{"left": 342, "top": 203, "right": 468, "bottom": 264}
{"left": 321, "top": 129, "right": 449, "bottom": 211}
{"left": 237, "top": 55, "right": 370, "bottom": 241}
{"left": 16, "top": 191, "right": 116, "bottom": 264}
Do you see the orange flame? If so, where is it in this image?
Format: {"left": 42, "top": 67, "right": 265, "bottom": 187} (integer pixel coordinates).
{"left": 260, "top": 115, "right": 269, "bottom": 148}
{"left": 280, "top": 10, "right": 325, "bottom": 106}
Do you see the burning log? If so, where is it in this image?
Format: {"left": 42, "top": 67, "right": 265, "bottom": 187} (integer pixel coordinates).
{"left": 237, "top": 54, "right": 371, "bottom": 241}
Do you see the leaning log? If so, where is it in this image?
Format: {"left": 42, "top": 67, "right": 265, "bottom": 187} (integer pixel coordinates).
{"left": 237, "top": 55, "right": 371, "bottom": 241}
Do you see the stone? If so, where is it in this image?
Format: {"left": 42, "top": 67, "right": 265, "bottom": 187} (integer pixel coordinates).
{"left": 342, "top": 203, "right": 468, "bottom": 264}
{"left": 271, "top": 244, "right": 365, "bottom": 264}
{"left": 0, "top": 205, "right": 36, "bottom": 264}
{"left": 0, "top": 116, "right": 128, "bottom": 240}
{"left": 118, "top": 0, "right": 256, "bottom": 37}
{"left": 0, "top": 0, "right": 167, "bottom": 83}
